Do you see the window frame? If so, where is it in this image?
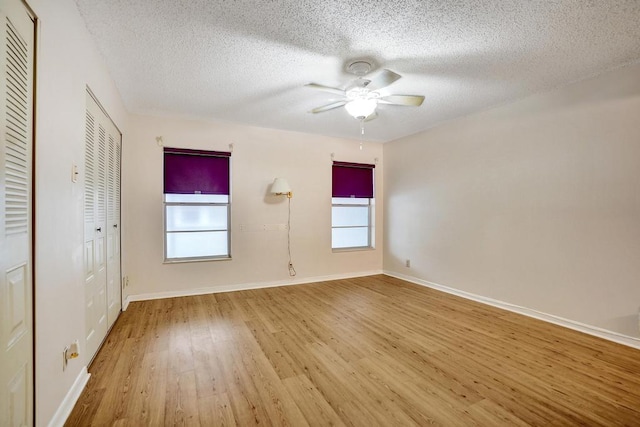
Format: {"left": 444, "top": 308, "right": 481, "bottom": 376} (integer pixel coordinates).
{"left": 162, "top": 147, "right": 232, "bottom": 263}
{"left": 331, "top": 197, "right": 374, "bottom": 251}
{"left": 163, "top": 194, "right": 232, "bottom": 263}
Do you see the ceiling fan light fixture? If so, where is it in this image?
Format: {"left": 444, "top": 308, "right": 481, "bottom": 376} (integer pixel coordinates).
{"left": 345, "top": 99, "right": 377, "bottom": 119}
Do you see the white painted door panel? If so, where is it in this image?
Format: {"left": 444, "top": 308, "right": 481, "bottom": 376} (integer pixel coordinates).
{"left": 0, "top": 0, "right": 34, "bottom": 425}
{"left": 84, "top": 95, "right": 107, "bottom": 360}
{"left": 106, "top": 132, "right": 121, "bottom": 328}
{"left": 84, "top": 91, "right": 121, "bottom": 362}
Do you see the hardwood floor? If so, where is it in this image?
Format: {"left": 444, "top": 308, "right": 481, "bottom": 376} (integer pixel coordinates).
{"left": 66, "top": 275, "right": 640, "bottom": 426}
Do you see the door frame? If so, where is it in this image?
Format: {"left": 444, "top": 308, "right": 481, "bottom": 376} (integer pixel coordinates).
{"left": 26, "top": 0, "right": 38, "bottom": 424}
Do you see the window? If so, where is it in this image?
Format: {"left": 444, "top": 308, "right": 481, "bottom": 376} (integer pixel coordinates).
{"left": 163, "top": 148, "right": 231, "bottom": 261}
{"left": 332, "top": 161, "right": 375, "bottom": 250}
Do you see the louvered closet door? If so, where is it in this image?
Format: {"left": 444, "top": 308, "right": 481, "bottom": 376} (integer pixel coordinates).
{"left": 84, "top": 93, "right": 108, "bottom": 361}
{"left": 0, "top": 0, "right": 35, "bottom": 425}
{"left": 84, "top": 90, "right": 121, "bottom": 362}
{"left": 105, "top": 120, "right": 121, "bottom": 329}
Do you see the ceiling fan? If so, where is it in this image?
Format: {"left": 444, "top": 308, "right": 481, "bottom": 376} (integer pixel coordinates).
{"left": 305, "top": 60, "right": 424, "bottom": 121}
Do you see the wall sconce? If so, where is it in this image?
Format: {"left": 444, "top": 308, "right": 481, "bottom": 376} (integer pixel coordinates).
{"left": 271, "top": 177, "right": 293, "bottom": 198}
{"left": 271, "top": 177, "right": 296, "bottom": 276}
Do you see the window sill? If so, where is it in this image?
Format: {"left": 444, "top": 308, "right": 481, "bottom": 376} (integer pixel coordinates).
{"left": 332, "top": 247, "right": 375, "bottom": 253}
{"left": 163, "top": 256, "right": 232, "bottom": 264}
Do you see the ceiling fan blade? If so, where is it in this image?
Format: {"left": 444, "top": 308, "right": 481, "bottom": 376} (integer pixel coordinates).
{"left": 379, "top": 95, "right": 425, "bottom": 106}
{"left": 365, "top": 69, "right": 402, "bottom": 91}
{"left": 310, "top": 100, "right": 347, "bottom": 114}
{"left": 305, "top": 83, "right": 346, "bottom": 96}
{"left": 364, "top": 111, "right": 378, "bottom": 122}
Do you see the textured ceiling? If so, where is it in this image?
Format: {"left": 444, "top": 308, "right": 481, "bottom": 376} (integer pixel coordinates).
{"left": 75, "top": 0, "right": 640, "bottom": 142}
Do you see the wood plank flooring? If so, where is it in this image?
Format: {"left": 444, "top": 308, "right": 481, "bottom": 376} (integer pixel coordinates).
{"left": 66, "top": 275, "right": 640, "bottom": 426}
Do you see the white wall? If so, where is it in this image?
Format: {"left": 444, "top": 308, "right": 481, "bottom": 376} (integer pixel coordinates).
{"left": 30, "top": 0, "right": 128, "bottom": 424}
{"left": 384, "top": 63, "right": 640, "bottom": 339}
{"left": 123, "top": 114, "right": 383, "bottom": 299}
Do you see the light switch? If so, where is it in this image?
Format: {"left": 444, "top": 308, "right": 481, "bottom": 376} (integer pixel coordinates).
{"left": 71, "top": 164, "right": 79, "bottom": 183}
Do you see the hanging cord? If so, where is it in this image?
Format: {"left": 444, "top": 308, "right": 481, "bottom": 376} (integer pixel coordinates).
{"left": 287, "top": 196, "right": 296, "bottom": 276}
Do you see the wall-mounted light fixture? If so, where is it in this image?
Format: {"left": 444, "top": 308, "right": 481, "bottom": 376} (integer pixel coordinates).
{"left": 271, "top": 177, "right": 293, "bottom": 198}
{"left": 271, "top": 177, "right": 296, "bottom": 276}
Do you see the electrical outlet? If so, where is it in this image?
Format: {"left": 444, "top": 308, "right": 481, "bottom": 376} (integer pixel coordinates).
{"left": 405, "top": 259, "right": 411, "bottom": 268}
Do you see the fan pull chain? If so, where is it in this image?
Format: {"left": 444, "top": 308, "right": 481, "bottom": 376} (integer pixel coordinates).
{"left": 360, "top": 120, "right": 365, "bottom": 150}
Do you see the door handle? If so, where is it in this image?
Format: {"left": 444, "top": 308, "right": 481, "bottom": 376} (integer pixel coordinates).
{"left": 96, "top": 227, "right": 102, "bottom": 232}
{"left": 113, "top": 224, "right": 118, "bottom": 228}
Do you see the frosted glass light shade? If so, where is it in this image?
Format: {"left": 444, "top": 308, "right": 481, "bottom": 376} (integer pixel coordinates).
{"left": 345, "top": 99, "right": 377, "bottom": 119}
{"left": 271, "top": 178, "right": 292, "bottom": 195}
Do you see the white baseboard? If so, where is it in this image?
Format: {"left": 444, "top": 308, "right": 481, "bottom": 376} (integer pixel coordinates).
{"left": 127, "top": 270, "right": 384, "bottom": 303}
{"left": 384, "top": 270, "right": 640, "bottom": 350}
{"left": 122, "top": 295, "right": 130, "bottom": 311}
{"left": 46, "top": 367, "right": 91, "bottom": 427}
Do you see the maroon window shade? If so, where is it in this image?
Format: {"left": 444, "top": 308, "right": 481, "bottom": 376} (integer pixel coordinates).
{"left": 164, "top": 148, "right": 231, "bottom": 195}
{"left": 332, "top": 161, "right": 375, "bottom": 198}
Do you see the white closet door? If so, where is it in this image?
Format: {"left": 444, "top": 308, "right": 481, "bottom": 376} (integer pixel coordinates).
{"left": 85, "top": 91, "right": 121, "bottom": 362}
{"left": 106, "top": 126, "right": 121, "bottom": 328}
{"left": 0, "top": 0, "right": 35, "bottom": 425}
{"left": 84, "top": 93, "right": 108, "bottom": 361}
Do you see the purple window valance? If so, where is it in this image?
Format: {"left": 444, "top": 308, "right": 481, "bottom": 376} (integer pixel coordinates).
{"left": 332, "top": 161, "right": 375, "bottom": 198}
{"left": 164, "top": 148, "right": 231, "bottom": 195}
